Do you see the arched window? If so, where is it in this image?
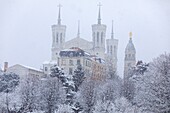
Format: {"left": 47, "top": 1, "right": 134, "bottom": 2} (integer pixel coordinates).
{"left": 132, "top": 54, "right": 134, "bottom": 57}
{"left": 93, "top": 32, "right": 95, "bottom": 38}
{"left": 93, "top": 32, "right": 95, "bottom": 45}
{"left": 53, "top": 37, "right": 55, "bottom": 43}
{"left": 56, "top": 33, "right": 58, "bottom": 43}
{"left": 97, "top": 32, "right": 99, "bottom": 43}
{"left": 53, "top": 32, "right": 55, "bottom": 43}
{"left": 107, "top": 46, "right": 109, "bottom": 53}
{"left": 101, "top": 32, "right": 103, "bottom": 44}
{"left": 110, "top": 45, "right": 113, "bottom": 54}
{"left": 60, "top": 33, "right": 62, "bottom": 43}
{"left": 128, "top": 63, "right": 131, "bottom": 66}
{"left": 93, "top": 37, "right": 95, "bottom": 47}
{"left": 129, "top": 54, "right": 131, "bottom": 58}
{"left": 114, "top": 46, "right": 116, "bottom": 54}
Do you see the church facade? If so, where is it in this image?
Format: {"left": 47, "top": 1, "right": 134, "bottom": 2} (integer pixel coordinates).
{"left": 43, "top": 4, "right": 136, "bottom": 78}
{"left": 44, "top": 5, "right": 119, "bottom": 75}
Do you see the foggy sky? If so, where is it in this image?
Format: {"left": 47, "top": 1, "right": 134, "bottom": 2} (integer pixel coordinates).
{"left": 0, "top": 0, "right": 170, "bottom": 77}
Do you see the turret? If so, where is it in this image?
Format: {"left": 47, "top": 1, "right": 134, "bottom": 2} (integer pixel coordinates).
{"left": 106, "top": 21, "right": 118, "bottom": 71}
{"left": 124, "top": 32, "right": 136, "bottom": 78}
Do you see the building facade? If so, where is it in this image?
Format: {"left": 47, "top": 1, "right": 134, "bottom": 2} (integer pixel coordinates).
{"left": 7, "top": 64, "right": 44, "bottom": 79}
{"left": 59, "top": 47, "right": 92, "bottom": 75}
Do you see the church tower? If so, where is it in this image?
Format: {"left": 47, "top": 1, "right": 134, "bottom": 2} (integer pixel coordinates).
{"left": 92, "top": 3, "right": 106, "bottom": 59}
{"left": 124, "top": 32, "right": 136, "bottom": 79}
{"left": 106, "top": 21, "right": 118, "bottom": 72}
{"left": 51, "top": 4, "right": 66, "bottom": 61}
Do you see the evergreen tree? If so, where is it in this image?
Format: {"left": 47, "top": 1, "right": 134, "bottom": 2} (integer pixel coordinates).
{"left": 72, "top": 64, "right": 85, "bottom": 92}
{"left": 0, "top": 72, "right": 20, "bottom": 112}
{"left": 0, "top": 72, "right": 20, "bottom": 93}
{"left": 132, "top": 54, "right": 170, "bottom": 112}
{"left": 72, "top": 102, "right": 83, "bottom": 113}
{"left": 50, "top": 65, "right": 75, "bottom": 105}
{"left": 71, "top": 65, "right": 85, "bottom": 113}
{"left": 124, "top": 61, "right": 149, "bottom": 101}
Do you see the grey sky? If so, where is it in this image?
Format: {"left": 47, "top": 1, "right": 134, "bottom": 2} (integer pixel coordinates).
{"left": 0, "top": 0, "right": 170, "bottom": 77}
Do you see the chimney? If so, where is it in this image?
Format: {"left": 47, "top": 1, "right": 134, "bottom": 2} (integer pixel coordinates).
{"left": 4, "top": 62, "right": 8, "bottom": 72}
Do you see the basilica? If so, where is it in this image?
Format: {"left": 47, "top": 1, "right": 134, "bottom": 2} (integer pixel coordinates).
{"left": 43, "top": 4, "right": 136, "bottom": 78}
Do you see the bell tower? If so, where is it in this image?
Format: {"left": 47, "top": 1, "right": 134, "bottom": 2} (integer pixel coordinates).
{"left": 124, "top": 32, "right": 136, "bottom": 79}
{"left": 51, "top": 4, "right": 66, "bottom": 61}
{"left": 106, "top": 21, "right": 118, "bottom": 72}
{"left": 92, "top": 3, "right": 106, "bottom": 59}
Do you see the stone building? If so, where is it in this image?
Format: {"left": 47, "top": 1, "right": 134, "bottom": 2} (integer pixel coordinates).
{"left": 7, "top": 64, "right": 44, "bottom": 79}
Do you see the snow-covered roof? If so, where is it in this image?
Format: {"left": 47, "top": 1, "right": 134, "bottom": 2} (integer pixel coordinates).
{"left": 9, "top": 64, "right": 43, "bottom": 72}
{"left": 60, "top": 47, "right": 91, "bottom": 57}
{"left": 43, "top": 60, "right": 57, "bottom": 65}
{"left": 84, "top": 51, "right": 91, "bottom": 56}
{"left": 66, "top": 37, "right": 92, "bottom": 45}
{"left": 61, "top": 48, "right": 77, "bottom": 52}
{"left": 90, "top": 56, "right": 105, "bottom": 64}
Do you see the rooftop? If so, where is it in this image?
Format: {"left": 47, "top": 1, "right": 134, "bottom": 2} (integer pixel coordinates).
{"left": 60, "top": 47, "right": 90, "bottom": 57}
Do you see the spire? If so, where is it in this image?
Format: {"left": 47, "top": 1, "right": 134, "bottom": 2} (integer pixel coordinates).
{"left": 97, "top": 3, "right": 102, "bottom": 24}
{"left": 111, "top": 20, "right": 114, "bottom": 39}
{"left": 57, "top": 4, "right": 62, "bottom": 25}
{"left": 77, "top": 20, "right": 80, "bottom": 38}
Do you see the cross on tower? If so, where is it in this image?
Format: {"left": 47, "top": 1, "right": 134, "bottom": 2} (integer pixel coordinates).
{"left": 58, "top": 4, "right": 62, "bottom": 8}
{"left": 97, "top": 2, "right": 102, "bottom": 8}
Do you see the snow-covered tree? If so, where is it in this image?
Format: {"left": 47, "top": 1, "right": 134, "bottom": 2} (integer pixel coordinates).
{"left": 78, "top": 79, "right": 97, "bottom": 113}
{"left": 105, "top": 56, "right": 117, "bottom": 79}
{"left": 18, "top": 75, "right": 40, "bottom": 113}
{"left": 40, "top": 77, "right": 66, "bottom": 113}
{"left": 0, "top": 72, "right": 20, "bottom": 93}
{"left": 56, "top": 104, "right": 73, "bottom": 113}
{"left": 124, "top": 61, "right": 149, "bottom": 101}
{"left": 50, "top": 65, "right": 75, "bottom": 105}
{"left": 132, "top": 53, "right": 170, "bottom": 113}
{"left": 72, "top": 102, "right": 83, "bottom": 113}
{"left": 114, "top": 97, "right": 134, "bottom": 113}
{"left": 50, "top": 65, "right": 64, "bottom": 78}
{"left": 71, "top": 65, "right": 85, "bottom": 113}
{"left": 93, "top": 100, "right": 115, "bottom": 113}
{"left": 100, "top": 76, "right": 122, "bottom": 103}
{"left": 72, "top": 64, "right": 85, "bottom": 92}
{"left": 0, "top": 72, "right": 20, "bottom": 112}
